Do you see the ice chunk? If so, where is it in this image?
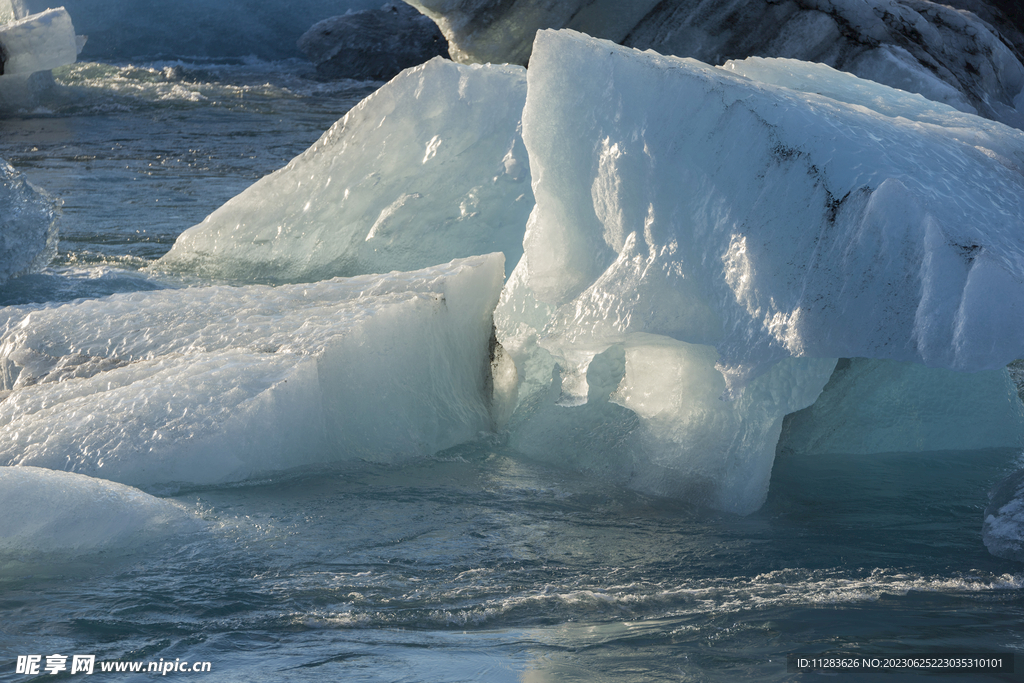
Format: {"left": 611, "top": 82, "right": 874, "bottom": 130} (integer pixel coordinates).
{"left": 0, "top": 254, "right": 507, "bottom": 488}
{"left": 496, "top": 29, "right": 1024, "bottom": 513}
{"left": 779, "top": 359, "right": 1024, "bottom": 454}
{"left": 983, "top": 466, "right": 1024, "bottom": 562}
{"left": 522, "top": 30, "right": 1024, "bottom": 384}
{"left": 0, "top": 466, "right": 196, "bottom": 576}
{"left": 0, "top": 157, "right": 57, "bottom": 284}
{"left": 0, "top": 7, "right": 77, "bottom": 76}
{"left": 298, "top": 2, "right": 448, "bottom": 81}
{"left": 158, "top": 58, "right": 530, "bottom": 284}
{"left": 408, "top": 0, "right": 1024, "bottom": 128}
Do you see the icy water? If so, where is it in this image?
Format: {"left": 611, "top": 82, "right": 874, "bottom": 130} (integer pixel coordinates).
{"left": 1, "top": 61, "right": 1023, "bottom": 682}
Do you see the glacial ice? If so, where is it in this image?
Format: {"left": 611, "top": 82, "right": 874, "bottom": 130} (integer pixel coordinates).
{"left": 495, "top": 30, "right": 1024, "bottom": 513}
{"left": 0, "top": 254, "right": 511, "bottom": 488}
{"left": 0, "top": 7, "right": 77, "bottom": 76}
{"left": 0, "top": 466, "right": 195, "bottom": 569}
{"left": 983, "top": 467, "right": 1024, "bottom": 562}
{"left": 298, "top": 2, "right": 448, "bottom": 81}
{"left": 406, "top": 0, "right": 1024, "bottom": 128}
{"left": 158, "top": 58, "right": 530, "bottom": 284}
{"left": 0, "top": 157, "right": 57, "bottom": 284}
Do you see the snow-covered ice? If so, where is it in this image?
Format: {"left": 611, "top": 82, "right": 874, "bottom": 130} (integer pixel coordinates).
{"left": 158, "top": 58, "right": 530, "bottom": 284}
{"left": 0, "top": 254, "right": 511, "bottom": 489}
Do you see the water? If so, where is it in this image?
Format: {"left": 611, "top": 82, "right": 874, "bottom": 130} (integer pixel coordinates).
{"left": 1, "top": 61, "right": 1023, "bottom": 682}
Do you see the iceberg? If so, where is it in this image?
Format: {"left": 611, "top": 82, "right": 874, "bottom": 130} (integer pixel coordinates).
{"left": 158, "top": 58, "right": 530, "bottom": 284}
{"left": 0, "top": 466, "right": 195, "bottom": 574}
{"left": 0, "top": 157, "right": 57, "bottom": 285}
{"left": 0, "top": 254, "right": 513, "bottom": 489}
{"left": 984, "top": 467, "right": 1024, "bottom": 562}
{"left": 298, "top": 2, "right": 449, "bottom": 81}
{"left": 495, "top": 30, "right": 1024, "bottom": 513}
{"left": 0, "top": 6, "right": 77, "bottom": 76}
{"left": 406, "top": 0, "right": 1024, "bottom": 128}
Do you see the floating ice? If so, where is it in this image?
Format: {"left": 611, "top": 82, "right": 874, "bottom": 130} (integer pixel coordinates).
{"left": 983, "top": 467, "right": 1024, "bottom": 562}
{"left": 0, "top": 254, "right": 511, "bottom": 488}
{"left": 0, "top": 7, "right": 77, "bottom": 76}
{"left": 0, "top": 466, "right": 195, "bottom": 569}
{"left": 158, "top": 58, "right": 530, "bottom": 284}
{"left": 407, "top": 0, "right": 1024, "bottom": 128}
{"left": 0, "top": 158, "right": 57, "bottom": 285}
{"left": 496, "top": 30, "right": 1024, "bottom": 513}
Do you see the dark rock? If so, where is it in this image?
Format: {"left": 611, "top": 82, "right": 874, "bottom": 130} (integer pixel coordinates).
{"left": 298, "top": 2, "right": 449, "bottom": 81}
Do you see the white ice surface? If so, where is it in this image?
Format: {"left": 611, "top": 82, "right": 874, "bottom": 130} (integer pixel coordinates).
{"left": 0, "top": 7, "right": 78, "bottom": 76}
{"left": 0, "top": 466, "right": 194, "bottom": 559}
{"left": 0, "top": 157, "right": 57, "bottom": 284}
{"left": 0, "top": 254, "right": 506, "bottom": 489}
{"left": 158, "top": 57, "right": 531, "bottom": 284}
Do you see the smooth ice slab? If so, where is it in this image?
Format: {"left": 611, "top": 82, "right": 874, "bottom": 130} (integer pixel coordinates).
{"left": 0, "top": 254, "right": 509, "bottom": 489}
{"left": 158, "top": 57, "right": 531, "bottom": 284}
{"left": 0, "top": 157, "right": 57, "bottom": 284}
{"left": 0, "top": 466, "right": 195, "bottom": 565}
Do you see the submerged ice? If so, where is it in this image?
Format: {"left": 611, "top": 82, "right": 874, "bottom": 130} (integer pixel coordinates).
{"left": 0, "top": 255, "right": 510, "bottom": 488}
{"left": 0, "top": 466, "right": 195, "bottom": 571}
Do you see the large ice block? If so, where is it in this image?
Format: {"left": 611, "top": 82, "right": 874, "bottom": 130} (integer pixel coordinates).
{"left": 0, "top": 7, "right": 77, "bottom": 76}
{"left": 158, "top": 58, "right": 531, "bottom": 284}
{"left": 496, "top": 30, "right": 1024, "bottom": 513}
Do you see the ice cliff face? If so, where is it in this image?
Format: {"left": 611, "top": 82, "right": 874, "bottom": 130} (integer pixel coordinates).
{"left": 0, "top": 158, "right": 57, "bottom": 285}
{"left": 405, "top": 0, "right": 1024, "bottom": 128}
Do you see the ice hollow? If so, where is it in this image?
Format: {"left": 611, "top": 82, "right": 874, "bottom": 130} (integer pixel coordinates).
{"left": 495, "top": 30, "right": 1024, "bottom": 513}
{"left": 0, "top": 254, "right": 511, "bottom": 488}
{"left": 158, "top": 57, "right": 531, "bottom": 284}
{"left": 406, "top": 0, "right": 1024, "bottom": 128}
